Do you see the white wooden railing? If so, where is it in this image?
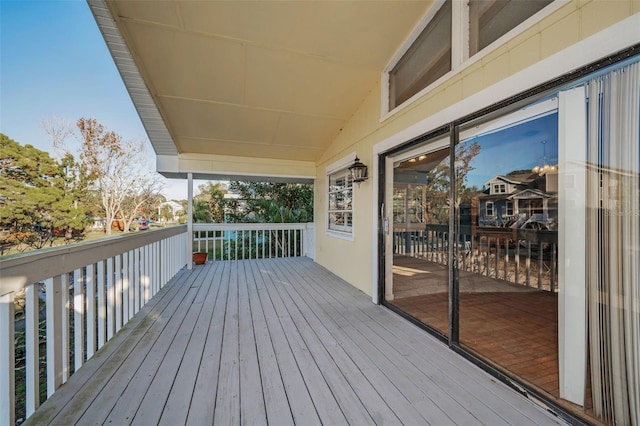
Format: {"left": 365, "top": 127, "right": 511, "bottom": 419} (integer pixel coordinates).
{"left": 192, "top": 223, "right": 315, "bottom": 261}
{"left": 394, "top": 224, "right": 558, "bottom": 292}
{"left": 0, "top": 226, "right": 188, "bottom": 426}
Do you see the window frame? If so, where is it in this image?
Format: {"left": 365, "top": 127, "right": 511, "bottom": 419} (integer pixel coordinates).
{"left": 493, "top": 183, "right": 506, "bottom": 194}
{"left": 505, "top": 200, "right": 514, "bottom": 216}
{"left": 326, "top": 154, "right": 357, "bottom": 240}
{"left": 486, "top": 201, "right": 494, "bottom": 217}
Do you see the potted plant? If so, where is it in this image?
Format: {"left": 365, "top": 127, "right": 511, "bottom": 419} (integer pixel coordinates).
{"left": 192, "top": 251, "right": 208, "bottom": 265}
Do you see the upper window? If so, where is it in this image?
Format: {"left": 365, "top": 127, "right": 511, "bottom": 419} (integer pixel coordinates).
{"left": 389, "top": 0, "right": 452, "bottom": 110}
{"left": 493, "top": 183, "right": 506, "bottom": 194}
{"left": 385, "top": 0, "right": 556, "bottom": 114}
{"left": 469, "top": 0, "right": 553, "bottom": 57}
{"left": 328, "top": 168, "right": 353, "bottom": 234}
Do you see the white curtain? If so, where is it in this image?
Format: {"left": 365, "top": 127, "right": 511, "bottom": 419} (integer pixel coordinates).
{"left": 586, "top": 61, "right": 640, "bottom": 425}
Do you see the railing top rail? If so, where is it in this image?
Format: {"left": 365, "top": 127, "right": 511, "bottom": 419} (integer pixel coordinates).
{"left": 193, "top": 222, "right": 313, "bottom": 231}
{"left": 0, "top": 225, "right": 187, "bottom": 296}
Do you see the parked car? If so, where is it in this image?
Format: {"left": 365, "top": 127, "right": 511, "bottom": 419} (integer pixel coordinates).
{"left": 138, "top": 218, "right": 150, "bottom": 230}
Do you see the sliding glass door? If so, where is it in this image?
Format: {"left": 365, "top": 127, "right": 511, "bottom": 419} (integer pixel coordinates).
{"left": 381, "top": 57, "right": 640, "bottom": 425}
{"left": 385, "top": 138, "right": 451, "bottom": 337}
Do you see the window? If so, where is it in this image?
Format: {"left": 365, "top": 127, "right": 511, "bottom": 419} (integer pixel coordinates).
{"left": 469, "top": 0, "right": 553, "bottom": 57}
{"left": 389, "top": 0, "right": 452, "bottom": 109}
{"left": 385, "top": 0, "right": 556, "bottom": 113}
{"left": 505, "top": 200, "right": 514, "bottom": 216}
{"left": 485, "top": 201, "right": 494, "bottom": 216}
{"left": 328, "top": 169, "right": 353, "bottom": 234}
{"left": 493, "top": 183, "right": 506, "bottom": 193}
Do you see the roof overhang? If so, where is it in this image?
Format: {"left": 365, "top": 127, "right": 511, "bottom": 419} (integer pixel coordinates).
{"left": 87, "top": 0, "right": 433, "bottom": 182}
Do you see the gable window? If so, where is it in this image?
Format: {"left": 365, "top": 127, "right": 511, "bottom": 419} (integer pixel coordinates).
{"left": 384, "top": 0, "right": 558, "bottom": 114}
{"left": 486, "top": 201, "right": 494, "bottom": 216}
{"left": 493, "top": 183, "right": 506, "bottom": 194}
{"left": 328, "top": 168, "right": 353, "bottom": 234}
{"left": 469, "top": 0, "right": 553, "bottom": 57}
{"left": 389, "top": 0, "right": 452, "bottom": 110}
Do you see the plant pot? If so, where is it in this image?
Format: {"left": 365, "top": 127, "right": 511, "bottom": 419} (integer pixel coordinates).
{"left": 193, "top": 252, "right": 208, "bottom": 265}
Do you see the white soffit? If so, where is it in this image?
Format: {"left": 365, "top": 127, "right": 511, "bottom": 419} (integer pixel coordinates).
{"left": 87, "top": 0, "right": 432, "bottom": 164}
{"left": 88, "top": 0, "right": 177, "bottom": 156}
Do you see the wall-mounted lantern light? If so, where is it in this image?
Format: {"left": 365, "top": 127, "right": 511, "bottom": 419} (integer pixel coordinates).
{"left": 349, "top": 156, "right": 368, "bottom": 186}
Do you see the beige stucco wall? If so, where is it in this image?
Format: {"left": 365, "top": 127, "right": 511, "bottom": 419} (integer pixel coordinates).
{"left": 314, "top": 1, "right": 640, "bottom": 296}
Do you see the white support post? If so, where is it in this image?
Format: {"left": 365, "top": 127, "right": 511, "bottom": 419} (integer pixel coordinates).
{"left": 0, "top": 292, "right": 15, "bottom": 426}
{"left": 25, "top": 284, "right": 40, "bottom": 416}
{"left": 86, "top": 264, "right": 95, "bottom": 359}
{"left": 74, "top": 268, "right": 85, "bottom": 372}
{"left": 187, "top": 172, "right": 193, "bottom": 270}
{"left": 46, "top": 276, "right": 63, "bottom": 397}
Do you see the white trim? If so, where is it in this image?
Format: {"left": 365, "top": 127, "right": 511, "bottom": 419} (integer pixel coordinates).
{"left": 326, "top": 229, "right": 355, "bottom": 242}
{"left": 384, "top": 0, "right": 447, "bottom": 73}
{"left": 460, "top": 97, "right": 558, "bottom": 141}
{"left": 326, "top": 151, "right": 356, "bottom": 175}
{"left": 558, "top": 86, "right": 587, "bottom": 406}
{"left": 381, "top": 0, "right": 570, "bottom": 120}
{"left": 371, "top": 12, "right": 640, "bottom": 303}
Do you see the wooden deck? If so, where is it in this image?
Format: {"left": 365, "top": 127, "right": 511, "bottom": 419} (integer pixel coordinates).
{"left": 25, "top": 258, "right": 562, "bottom": 426}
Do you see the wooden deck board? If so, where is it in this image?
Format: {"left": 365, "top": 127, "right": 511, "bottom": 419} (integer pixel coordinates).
{"left": 25, "top": 258, "right": 563, "bottom": 426}
{"left": 158, "top": 261, "right": 223, "bottom": 426}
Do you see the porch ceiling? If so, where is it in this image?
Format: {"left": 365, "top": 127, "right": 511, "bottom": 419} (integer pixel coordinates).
{"left": 92, "top": 0, "right": 433, "bottom": 164}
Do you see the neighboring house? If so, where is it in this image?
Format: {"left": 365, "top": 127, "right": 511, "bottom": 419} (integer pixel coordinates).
{"left": 157, "top": 200, "right": 184, "bottom": 223}
{"left": 477, "top": 173, "right": 558, "bottom": 228}
{"left": 83, "top": 2, "right": 639, "bottom": 425}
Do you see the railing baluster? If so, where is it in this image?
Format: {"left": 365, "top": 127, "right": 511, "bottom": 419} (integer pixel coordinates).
{"left": 115, "top": 255, "right": 122, "bottom": 333}
{"left": 515, "top": 240, "right": 520, "bottom": 285}
{"left": 495, "top": 238, "right": 500, "bottom": 279}
{"left": 97, "top": 261, "right": 106, "bottom": 348}
{"left": 86, "top": 264, "right": 95, "bottom": 358}
{"left": 133, "top": 248, "right": 140, "bottom": 315}
{"left": 106, "top": 257, "right": 115, "bottom": 340}
{"left": 504, "top": 239, "right": 509, "bottom": 281}
{"left": 74, "top": 268, "right": 84, "bottom": 372}
{"left": 61, "top": 273, "right": 70, "bottom": 383}
{"left": 1, "top": 292, "right": 16, "bottom": 426}
{"left": 123, "top": 253, "right": 130, "bottom": 324}
{"left": 25, "top": 283, "right": 40, "bottom": 416}
{"left": 143, "top": 245, "right": 150, "bottom": 303}
{"left": 46, "top": 275, "right": 63, "bottom": 397}
{"left": 526, "top": 242, "right": 532, "bottom": 287}
{"left": 538, "top": 244, "right": 544, "bottom": 289}
{"left": 551, "top": 243, "right": 557, "bottom": 292}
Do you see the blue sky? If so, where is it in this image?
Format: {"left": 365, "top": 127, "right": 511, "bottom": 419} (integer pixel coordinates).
{"left": 463, "top": 113, "right": 558, "bottom": 188}
{"left": 0, "top": 0, "right": 187, "bottom": 199}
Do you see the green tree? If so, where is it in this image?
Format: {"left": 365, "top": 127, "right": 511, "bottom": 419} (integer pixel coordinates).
{"left": 195, "top": 182, "right": 228, "bottom": 222}
{"left": 227, "top": 181, "right": 313, "bottom": 223}
{"left": 0, "top": 134, "right": 90, "bottom": 251}
{"left": 424, "top": 142, "right": 480, "bottom": 224}
{"left": 47, "top": 118, "right": 158, "bottom": 236}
